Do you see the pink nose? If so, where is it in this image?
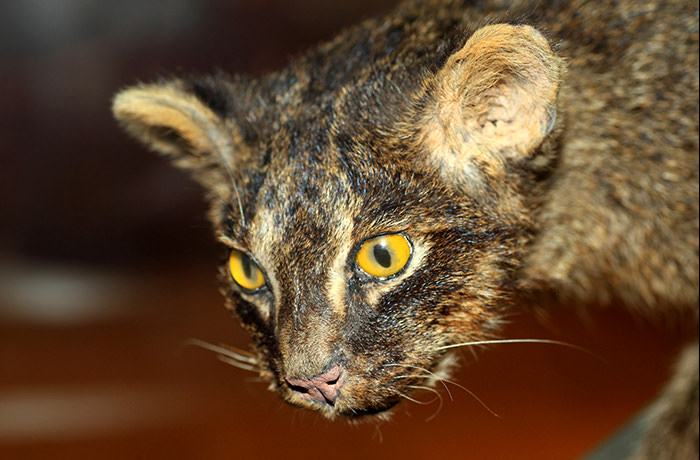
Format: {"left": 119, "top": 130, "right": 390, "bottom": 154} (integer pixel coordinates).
{"left": 285, "top": 365, "right": 345, "bottom": 406}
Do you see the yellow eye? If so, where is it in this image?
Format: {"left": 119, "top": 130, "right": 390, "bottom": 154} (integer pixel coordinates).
{"left": 356, "top": 234, "right": 412, "bottom": 278}
{"left": 229, "top": 250, "right": 265, "bottom": 291}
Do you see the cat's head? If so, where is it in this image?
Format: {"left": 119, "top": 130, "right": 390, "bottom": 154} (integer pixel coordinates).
{"left": 113, "top": 22, "right": 563, "bottom": 419}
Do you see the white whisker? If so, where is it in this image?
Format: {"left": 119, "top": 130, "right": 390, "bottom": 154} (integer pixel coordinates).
{"left": 406, "top": 384, "right": 444, "bottom": 421}
{"left": 230, "top": 179, "right": 246, "bottom": 228}
{"left": 210, "top": 141, "right": 246, "bottom": 228}
{"left": 385, "top": 362, "right": 500, "bottom": 418}
{"left": 437, "top": 338, "right": 597, "bottom": 358}
{"left": 217, "top": 355, "right": 259, "bottom": 373}
{"left": 450, "top": 381, "right": 500, "bottom": 418}
{"left": 181, "top": 338, "right": 258, "bottom": 365}
{"left": 392, "top": 373, "right": 431, "bottom": 380}
{"left": 385, "top": 363, "right": 454, "bottom": 402}
{"left": 372, "top": 422, "right": 384, "bottom": 443}
{"left": 396, "top": 389, "right": 436, "bottom": 406}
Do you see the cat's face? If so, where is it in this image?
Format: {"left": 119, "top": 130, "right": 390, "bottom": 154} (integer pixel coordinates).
{"left": 214, "top": 132, "right": 517, "bottom": 417}
{"left": 113, "top": 20, "right": 562, "bottom": 419}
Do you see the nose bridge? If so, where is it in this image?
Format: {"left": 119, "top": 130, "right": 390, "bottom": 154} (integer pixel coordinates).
{"left": 275, "top": 222, "right": 338, "bottom": 325}
{"left": 277, "top": 257, "right": 328, "bottom": 323}
{"left": 275, "top": 265, "right": 341, "bottom": 377}
{"left": 270, "top": 195, "right": 353, "bottom": 378}
{"left": 275, "top": 258, "right": 350, "bottom": 407}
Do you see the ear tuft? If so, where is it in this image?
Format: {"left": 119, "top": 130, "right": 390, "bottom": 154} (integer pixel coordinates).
{"left": 112, "top": 82, "right": 228, "bottom": 158}
{"left": 112, "top": 80, "right": 240, "bottom": 193}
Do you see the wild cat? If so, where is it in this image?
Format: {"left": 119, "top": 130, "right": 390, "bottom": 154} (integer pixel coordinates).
{"left": 113, "top": 0, "right": 699, "bottom": 458}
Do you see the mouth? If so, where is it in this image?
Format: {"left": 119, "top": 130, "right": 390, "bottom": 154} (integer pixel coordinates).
{"left": 277, "top": 355, "right": 458, "bottom": 420}
{"left": 335, "top": 400, "right": 400, "bottom": 419}
{"left": 283, "top": 385, "right": 401, "bottom": 420}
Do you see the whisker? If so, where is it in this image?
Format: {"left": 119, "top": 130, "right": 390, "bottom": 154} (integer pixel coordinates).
{"left": 437, "top": 338, "right": 599, "bottom": 359}
{"left": 181, "top": 338, "right": 258, "bottom": 365}
{"left": 392, "top": 373, "right": 431, "bottom": 380}
{"left": 385, "top": 362, "right": 500, "bottom": 418}
{"left": 217, "top": 355, "right": 259, "bottom": 373}
{"left": 406, "top": 385, "right": 444, "bottom": 421}
{"left": 229, "top": 179, "right": 246, "bottom": 228}
{"left": 448, "top": 380, "right": 500, "bottom": 418}
{"left": 385, "top": 363, "right": 454, "bottom": 402}
{"left": 211, "top": 141, "right": 246, "bottom": 228}
{"left": 407, "top": 384, "right": 441, "bottom": 397}
{"left": 372, "top": 423, "right": 384, "bottom": 443}
{"left": 396, "top": 389, "right": 437, "bottom": 406}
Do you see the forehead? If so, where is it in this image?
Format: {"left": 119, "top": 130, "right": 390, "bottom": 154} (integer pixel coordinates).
{"left": 240, "top": 117, "right": 371, "bottom": 231}
{"left": 257, "top": 159, "right": 354, "bottom": 230}
{"left": 242, "top": 148, "right": 356, "bottom": 255}
{"left": 243, "top": 156, "right": 457, "bottom": 251}
{"left": 227, "top": 96, "right": 464, "bottom": 254}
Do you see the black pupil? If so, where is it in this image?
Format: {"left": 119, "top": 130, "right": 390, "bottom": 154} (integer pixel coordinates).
{"left": 373, "top": 243, "right": 392, "bottom": 268}
{"left": 241, "top": 255, "right": 253, "bottom": 279}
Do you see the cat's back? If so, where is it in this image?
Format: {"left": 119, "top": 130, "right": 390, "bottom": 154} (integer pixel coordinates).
{"left": 522, "top": 0, "right": 699, "bottom": 312}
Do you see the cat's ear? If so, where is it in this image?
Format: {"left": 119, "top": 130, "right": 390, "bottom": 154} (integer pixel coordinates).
{"left": 417, "top": 23, "right": 564, "bottom": 193}
{"left": 112, "top": 80, "right": 236, "bottom": 191}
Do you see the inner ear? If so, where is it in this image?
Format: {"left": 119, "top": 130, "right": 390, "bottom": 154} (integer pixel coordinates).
{"left": 472, "top": 81, "right": 558, "bottom": 153}
{"left": 147, "top": 125, "right": 197, "bottom": 153}
{"left": 418, "top": 23, "right": 564, "bottom": 186}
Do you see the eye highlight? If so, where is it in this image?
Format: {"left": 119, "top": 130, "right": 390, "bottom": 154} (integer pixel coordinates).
{"left": 229, "top": 250, "right": 265, "bottom": 291}
{"left": 356, "top": 234, "right": 412, "bottom": 278}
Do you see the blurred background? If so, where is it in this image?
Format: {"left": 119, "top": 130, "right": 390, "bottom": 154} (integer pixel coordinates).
{"left": 0, "top": 1, "right": 693, "bottom": 459}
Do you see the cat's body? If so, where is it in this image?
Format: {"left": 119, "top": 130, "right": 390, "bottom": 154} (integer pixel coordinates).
{"left": 113, "top": 0, "right": 698, "bottom": 458}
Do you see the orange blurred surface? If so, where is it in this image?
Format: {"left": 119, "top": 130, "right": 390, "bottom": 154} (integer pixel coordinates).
{"left": 0, "top": 265, "right": 692, "bottom": 460}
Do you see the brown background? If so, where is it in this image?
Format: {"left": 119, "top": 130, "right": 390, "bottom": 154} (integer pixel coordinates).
{"left": 0, "top": 1, "right": 693, "bottom": 459}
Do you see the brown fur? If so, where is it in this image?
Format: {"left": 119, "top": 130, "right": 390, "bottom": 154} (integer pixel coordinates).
{"left": 113, "top": 0, "right": 698, "bottom": 457}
